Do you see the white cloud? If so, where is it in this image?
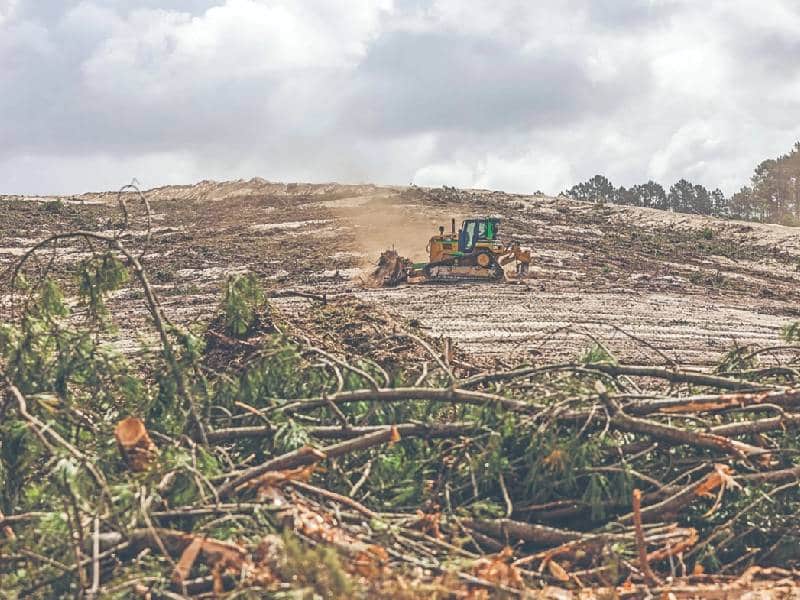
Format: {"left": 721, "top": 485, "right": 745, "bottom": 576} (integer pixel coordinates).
{"left": 71, "top": 0, "right": 394, "bottom": 131}
{"left": 0, "top": 0, "right": 18, "bottom": 27}
{"left": 2, "top": 0, "right": 800, "bottom": 196}
{"left": 0, "top": 151, "right": 201, "bottom": 193}
{"left": 649, "top": 120, "right": 722, "bottom": 182}
{"left": 81, "top": 0, "right": 390, "bottom": 89}
{"left": 414, "top": 148, "right": 572, "bottom": 194}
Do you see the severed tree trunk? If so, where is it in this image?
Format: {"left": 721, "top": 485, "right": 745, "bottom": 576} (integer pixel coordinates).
{"left": 115, "top": 417, "right": 157, "bottom": 471}
{"left": 0, "top": 510, "right": 15, "bottom": 541}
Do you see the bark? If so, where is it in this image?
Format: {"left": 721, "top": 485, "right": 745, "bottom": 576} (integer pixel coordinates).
{"left": 633, "top": 488, "right": 661, "bottom": 586}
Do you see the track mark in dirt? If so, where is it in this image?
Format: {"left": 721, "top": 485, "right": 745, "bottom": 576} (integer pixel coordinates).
{"left": 359, "top": 284, "right": 792, "bottom": 367}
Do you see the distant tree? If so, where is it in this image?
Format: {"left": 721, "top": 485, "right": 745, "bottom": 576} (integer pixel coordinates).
{"left": 567, "top": 176, "right": 715, "bottom": 215}
{"left": 735, "top": 141, "right": 800, "bottom": 223}
{"left": 628, "top": 181, "right": 667, "bottom": 210}
{"left": 729, "top": 187, "right": 754, "bottom": 220}
{"left": 710, "top": 188, "right": 728, "bottom": 217}
{"left": 559, "top": 141, "right": 800, "bottom": 225}
{"left": 663, "top": 180, "right": 712, "bottom": 215}
{"left": 566, "top": 175, "right": 615, "bottom": 203}
{"left": 692, "top": 184, "right": 712, "bottom": 215}
{"left": 614, "top": 186, "right": 635, "bottom": 206}
{"left": 751, "top": 159, "right": 781, "bottom": 220}
{"left": 668, "top": 179, "right": 695, "bottom": 213}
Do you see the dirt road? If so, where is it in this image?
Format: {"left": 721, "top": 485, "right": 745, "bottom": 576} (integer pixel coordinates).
{"left": 2, "top": 179, "right": 800, "bottom": 368}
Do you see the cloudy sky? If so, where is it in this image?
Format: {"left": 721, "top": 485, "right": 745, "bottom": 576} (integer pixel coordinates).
{"left": 2, "top": 0, "right": 800, "bottom": 195}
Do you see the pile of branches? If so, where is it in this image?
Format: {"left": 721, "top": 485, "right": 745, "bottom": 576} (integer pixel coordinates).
{"left": 364, "top": 249, "right": 411, "bottom": 287}
{"left": 3, "top": 191, "right": 800, "bottom": 598}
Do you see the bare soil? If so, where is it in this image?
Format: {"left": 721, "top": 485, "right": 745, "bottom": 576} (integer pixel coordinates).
{"left": 3, "top": 179, "right": 800, "bottom": 369}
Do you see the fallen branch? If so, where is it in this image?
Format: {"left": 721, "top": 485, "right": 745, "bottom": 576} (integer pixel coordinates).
{"left": 710, "top": 412, "right": 800, "bottom": 437}
{"left": 596, "top": 382, "right": 768, "bottom": 462}
{"left": 633, "top": 488, "right": 661, "bottom": 586}
{"left": 266, "top": 289, "right": 328, "bottom": 303}
{"left": 461, "top": 362, "right": 768, "bottom": 391}
{"left": 584, "top": 363, "right": 767, "bottom": 391}
{"left": 625, "top": 388, "right": 800, "bottom": 416}
{"left": 461, "top": 518, "right": 581, "bottom": 547}
{"left": 216, "top": 427, "right": 400, "bottom": 499}
{"left": 274, "top": 387, "right": 540, "bottom": 415}
{"left": 207, "top": 421, "right": 479, "bottom": 443}
{"left": 618, "top": 463, "right": 800, "bottom": 525}
{"left": 286, "top": 479, "right": 377, "bottom": 519}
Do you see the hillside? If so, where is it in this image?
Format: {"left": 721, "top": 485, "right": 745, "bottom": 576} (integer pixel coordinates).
{"left": 3, "top": 179, "right": 800, "bottom": 367}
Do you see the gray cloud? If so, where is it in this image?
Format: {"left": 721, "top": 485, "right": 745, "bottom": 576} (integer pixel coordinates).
{"left": 1, "top": 0, "right": 800, "bottom": 195}
{"left": 575, "top": 0, "right": 678, "bottom": 30}
{"left": 348, "top": 31, "right": 636, "bottom": 135}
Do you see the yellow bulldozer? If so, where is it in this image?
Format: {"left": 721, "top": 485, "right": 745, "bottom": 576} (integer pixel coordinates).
{"left": 372, "top": 217, "right": 531, "bottom": 285}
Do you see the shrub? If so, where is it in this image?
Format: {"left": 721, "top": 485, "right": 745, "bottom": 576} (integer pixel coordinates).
{"left": 222, "top": 272, "right": 265, "bottom": 338}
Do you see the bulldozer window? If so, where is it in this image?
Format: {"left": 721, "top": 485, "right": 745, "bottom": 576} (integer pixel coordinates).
{"left": 460, "top": 221, "right": 477, "bottom": 251}
{"left": 479, "top": 219, "right": 498, "bottom": 240}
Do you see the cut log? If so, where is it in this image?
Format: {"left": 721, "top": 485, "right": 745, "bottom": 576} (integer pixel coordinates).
{"left": 115, "top": 417, "right": 157, "bottom": 472}
{"left": 0, "top": 510, "right": 15, "bottom": 541}
{"left": 173, "top": 536, "right": 204, "bottom": 584}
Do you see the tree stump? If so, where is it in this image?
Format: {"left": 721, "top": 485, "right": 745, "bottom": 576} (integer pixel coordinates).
{"left": 115, "top": 417, "right": 157, "bottom": 471}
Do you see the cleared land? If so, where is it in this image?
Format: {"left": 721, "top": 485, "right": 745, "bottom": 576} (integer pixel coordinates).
{"left": 3, "top": 179, "right": 799, "bottom": 368}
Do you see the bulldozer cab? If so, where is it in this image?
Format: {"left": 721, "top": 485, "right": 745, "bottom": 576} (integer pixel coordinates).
{"left": 459, "top": 218, "right": 499, "bottom": 252}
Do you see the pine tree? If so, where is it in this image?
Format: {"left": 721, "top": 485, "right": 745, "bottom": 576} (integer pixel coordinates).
{"left": 710, "top": 188, "right": 727, "bottom": 217}
{"left": 668, "top": 179, "right": 695, "bottom": 213}
{"left": 566, "top": 175, "right": 616, "bottom": 203}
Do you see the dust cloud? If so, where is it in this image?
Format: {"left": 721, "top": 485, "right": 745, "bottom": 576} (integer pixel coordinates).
{"left": 332, "top": 193, "right": 464, "bottom": 265}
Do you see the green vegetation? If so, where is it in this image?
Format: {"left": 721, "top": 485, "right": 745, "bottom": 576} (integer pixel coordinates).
{"left": 3, "top": 222, "right": 800, "bottom": 596}
{"left": 222, "top": 272, "right": 266, "bottom": 338}
{"left": 566, "top": 175, "right": 727, "bottom": 217}
{"left": 566, "top": 140, "right": 800, "bottom": 225}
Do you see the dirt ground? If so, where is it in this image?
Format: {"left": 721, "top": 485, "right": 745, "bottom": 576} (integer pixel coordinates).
{"left": 3, "top": 179, "right": 800, "bottom": 368}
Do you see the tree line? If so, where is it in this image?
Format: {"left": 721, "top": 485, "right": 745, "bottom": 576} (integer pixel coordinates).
{"left": 565, "top": 141, "right": 800, "bottom": 226}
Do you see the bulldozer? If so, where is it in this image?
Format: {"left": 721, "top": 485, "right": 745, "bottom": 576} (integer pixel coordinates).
{"left": 370, "top": 217, "right": 531, "bottom": 286}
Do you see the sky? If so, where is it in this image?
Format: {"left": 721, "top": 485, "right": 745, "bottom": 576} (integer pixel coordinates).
{"left": 2, "top": 0, "right": 800, "bottom": 196}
